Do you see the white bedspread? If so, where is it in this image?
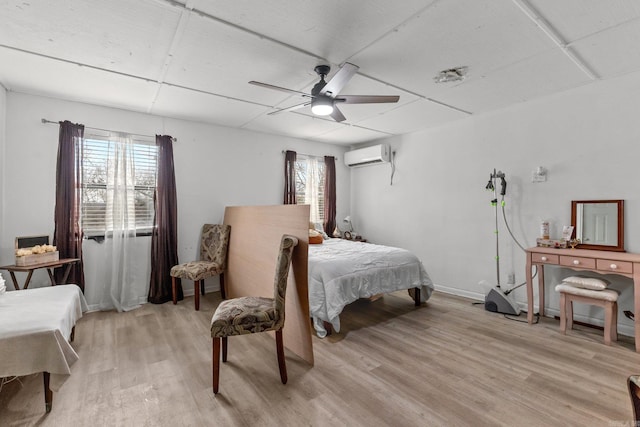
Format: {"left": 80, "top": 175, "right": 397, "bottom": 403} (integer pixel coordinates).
{"left": 0, "top": 285, "right": 87, "bottom": 391}
{"left": 308, "top": 239, "right": 433, "bottom": 337}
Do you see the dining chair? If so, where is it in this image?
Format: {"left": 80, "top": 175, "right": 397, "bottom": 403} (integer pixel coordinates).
{"left": 210, "top": 234, "right": 299, "bottom": 394}
{"left": 170, "top": 224, "right": 231, "bottom": 310}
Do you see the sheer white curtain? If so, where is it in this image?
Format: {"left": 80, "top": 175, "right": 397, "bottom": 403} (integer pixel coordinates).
{"left": 98, "top": 134, "right": 148, "bottom": 312}
{"left": 305, "top": 158, "right": 321, "bottom": 223}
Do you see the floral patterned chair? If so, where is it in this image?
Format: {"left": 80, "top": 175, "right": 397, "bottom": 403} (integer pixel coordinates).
{"left": 170, "top": 224, "right": 231, "bottom": 311}
{"left": 210, "top": 234, "right": 299, "bottom": 394}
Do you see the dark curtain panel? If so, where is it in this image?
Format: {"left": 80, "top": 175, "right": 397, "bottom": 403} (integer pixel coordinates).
{"left": 53, "top": 121, "right": 85, "bottom": 290}
{"left": 323, "top": 156, "right": 337, "bottom": 235}
{"left": 148, "top": 135, "right": 180, "bottom": 304}
{"left": 283, "top": 150, "right": 297, "bottom": 204}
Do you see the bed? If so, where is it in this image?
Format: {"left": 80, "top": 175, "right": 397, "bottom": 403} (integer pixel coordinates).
{"left": 308, "top": 238, "right": 433, "bottom": 337}
{"left": 0, "top": 284, "right": 87, "bottom": 412}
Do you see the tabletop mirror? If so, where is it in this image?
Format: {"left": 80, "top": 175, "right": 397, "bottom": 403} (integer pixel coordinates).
{"left": 571, "top": 200, "right": 624, "bottom": 252}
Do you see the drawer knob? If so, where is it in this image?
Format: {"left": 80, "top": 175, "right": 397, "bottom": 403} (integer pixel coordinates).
{"left": 573, "top": 260, "right": 580, "bottom": 265}
{"left": 610, "top": 263, "right": 617, "bottom": 270}
{"left": 541, "top": 256, "right": 547, "bottom": 261}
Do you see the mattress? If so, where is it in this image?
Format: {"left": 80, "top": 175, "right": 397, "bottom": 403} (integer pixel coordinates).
{"left": 308, "top": 238, "right": 433, "bottom": 337}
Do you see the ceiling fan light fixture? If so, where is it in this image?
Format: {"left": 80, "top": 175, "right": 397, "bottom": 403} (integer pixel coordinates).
{"left": 311, "top": 98, "right": 334, "bottom": 116}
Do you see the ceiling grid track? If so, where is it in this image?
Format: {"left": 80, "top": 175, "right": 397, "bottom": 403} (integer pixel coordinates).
{"left": 147, "top": 0, "right": 197, "bottom": 114}
{"left": 511, "top": 0, "right": 599, "bottom": 80}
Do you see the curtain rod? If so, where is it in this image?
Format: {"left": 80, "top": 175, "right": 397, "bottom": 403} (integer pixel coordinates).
{"left": 41, "top": 118, "right": 177, "bottom": 142}
{"left": 282, "top": 150, "right": 338, "bottom": 161}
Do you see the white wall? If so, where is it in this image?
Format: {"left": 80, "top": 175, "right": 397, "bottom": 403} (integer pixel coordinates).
{"left": 351, "top": 71, "right": 640, "bottom": 336}
{"left": 2, "top": 92, "right": 350, "bottom": 308}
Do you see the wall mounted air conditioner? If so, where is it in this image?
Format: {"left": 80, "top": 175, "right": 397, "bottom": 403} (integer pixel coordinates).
{"left": 344, "top": 144, "right": 390, "bottom": 167}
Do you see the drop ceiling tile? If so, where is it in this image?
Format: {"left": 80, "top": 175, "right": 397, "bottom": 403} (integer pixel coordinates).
{"left": 431, "top": 48, "right": 593, "bottom": 113}
{"left": 242, "top": 110, "right": 342, "bottom": 140}
{"left": 193, "top": 0, "right": 437, "bottom": 64}
{"left": 313, "top": 125, "right": 392, "bottom": 145}
{"left": 152, "top": 84, "right": 269, "bottom": 128}
{"left": 350, "top": 0, "right": 555, "bottom": 98}
{"left": 354, "top": 99, "right": 469, "bottom": 134}
{"left": 165, "top": 13, "right": 321, "bottom": 106}
{"left": 570, "top": 20, "right": 640, "bottom": 78}
{"left": 0, "top": 47, "right": 158, "bottom": 112}
{"left": 529, "top": 0, "right": 640, "bottom": 42}
{"left": 0, "top": 0, "right": 180, "bottom": 79}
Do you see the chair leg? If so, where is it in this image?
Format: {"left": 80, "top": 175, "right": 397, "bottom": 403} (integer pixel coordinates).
{"left": 559, "top": 292, "right": 567, "bottom": 334}
{"left": 172, "top": 277, "right": 177, "bottom": 305}
{"left": 194, "top": 281, "right": 200, "bottom": 311}
{"left": 222, "top": 337, "right": 228, "bottom": 363}
{"left": 220, "top": 273, "right": 226, "bottom": 300}
{"left": 201, "top": 280, "right": 206, "bottom": 296}
{"left": 276, "top": 329, "right": 287, "bottom": 384}
{"left": 213, "top": 337, "right": 220, "bottom": 394}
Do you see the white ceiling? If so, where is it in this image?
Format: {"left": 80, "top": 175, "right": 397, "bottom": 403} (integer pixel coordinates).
{"left": 1, "top": 0, "right": 640, "bottom": 145}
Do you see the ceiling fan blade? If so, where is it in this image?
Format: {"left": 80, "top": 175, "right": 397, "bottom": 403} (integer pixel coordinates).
{"left": 337, "top": 95, "right": 400, "bottom": 104}
{"left": 330, "top": 106, "right": 346, "bottom": 122}
{"left": 249, "top": 81, "right": 312, "bottom": 98}
{"left": 320, "top": 63, "right": 359, "bottom": 97}
{"left": 267, "top": 101, "right": 311, "bottom": 115}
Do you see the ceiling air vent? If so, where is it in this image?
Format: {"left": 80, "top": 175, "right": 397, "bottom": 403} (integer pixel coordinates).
{"left": 434, "top": 66, "right": 468, "bottom": 83}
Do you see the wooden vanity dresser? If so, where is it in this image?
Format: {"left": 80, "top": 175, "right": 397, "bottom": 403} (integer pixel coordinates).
{"left": 525, "top": 246, "right": 640, "bottom": 352}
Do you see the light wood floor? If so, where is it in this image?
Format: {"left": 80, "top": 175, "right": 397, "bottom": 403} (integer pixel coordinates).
{"left": 1, "top": 290, "right": 638, "bottom": 426}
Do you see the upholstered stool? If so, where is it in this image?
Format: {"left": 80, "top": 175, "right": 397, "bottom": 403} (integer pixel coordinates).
{"left": 555, "top": 283, "right": 618, "bottom": 345}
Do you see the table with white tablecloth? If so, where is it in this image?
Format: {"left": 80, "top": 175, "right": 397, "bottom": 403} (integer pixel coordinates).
{"left": 0, "top": 284, "right": 87, "bottom": 411}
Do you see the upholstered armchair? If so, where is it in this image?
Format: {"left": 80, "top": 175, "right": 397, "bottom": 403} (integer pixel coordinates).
{"left": 170, "top": 224, "right": 231, "bottom": 310}
{"left": 210, "top": 234, "right": 299, "bottom": 394}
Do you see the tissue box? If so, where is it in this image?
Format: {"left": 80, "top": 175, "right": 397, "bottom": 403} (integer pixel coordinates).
{"left": 15, "top": 251, "right": 59, "bottom": 266}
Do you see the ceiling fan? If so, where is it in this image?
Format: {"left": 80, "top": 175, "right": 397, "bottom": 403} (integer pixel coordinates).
{"left": 249, "top": 63, "right": 399, "bottom": 122}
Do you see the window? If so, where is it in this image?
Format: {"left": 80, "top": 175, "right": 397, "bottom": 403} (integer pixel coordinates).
{"left": 294, "top": 155, "right": 325, "bottom": 223}
{"left": 80, "top": 131, "right": 158, "bottom": 237}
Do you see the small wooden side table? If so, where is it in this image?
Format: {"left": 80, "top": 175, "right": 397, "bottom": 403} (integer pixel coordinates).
{"left": 0, "top": 258, "right": 80, "bottom": 290}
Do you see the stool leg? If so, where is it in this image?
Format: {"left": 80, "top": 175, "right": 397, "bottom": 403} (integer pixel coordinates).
{"left": 559, "top": 292, "right": 567, "bottom": 334}
{"left": 603, "top": 301, "right": 617, "bottom": 345}
{"left": 172, "top": 277, "right": 177, "bottom": 305}
{"left": 566, "top": 297, "right": 574, "bottom": 331}
{"left": 612, "top": 302, "right": 618, "bottom": 342}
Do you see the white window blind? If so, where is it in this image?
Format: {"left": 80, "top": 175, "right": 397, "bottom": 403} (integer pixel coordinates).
{"left": 294, "top": 155, "right": 325, "bottom": 222}
{"left": 80, "top": 132, "right": 158, "bottom": 237}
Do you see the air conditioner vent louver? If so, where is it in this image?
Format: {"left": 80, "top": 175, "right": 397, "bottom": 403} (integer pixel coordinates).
{"left": 344, "top": 144, "right": 390, "bottom": 167}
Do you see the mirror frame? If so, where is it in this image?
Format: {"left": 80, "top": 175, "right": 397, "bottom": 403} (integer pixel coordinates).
{"left": 571, "top": 199, "right": 624, "bottom": 252}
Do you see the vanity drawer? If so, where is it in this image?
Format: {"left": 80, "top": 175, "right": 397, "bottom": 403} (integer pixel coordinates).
{"left": 596, "top": 259, "right": 633, "bottom": 274}
{"left": 560, "top": 255, "right": 596, "bottom": 269}
{"left": 532, "top": 253, "right": 559, "bottom": 264}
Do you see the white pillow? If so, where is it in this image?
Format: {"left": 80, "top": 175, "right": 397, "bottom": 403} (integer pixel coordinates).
{"left": 562, "top": 276, "right": 609, "bottom": 291}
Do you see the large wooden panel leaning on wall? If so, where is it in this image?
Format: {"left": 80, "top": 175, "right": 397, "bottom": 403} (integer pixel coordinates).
{"left": 223, "top": 204, "right": 313, "bottom": 365}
